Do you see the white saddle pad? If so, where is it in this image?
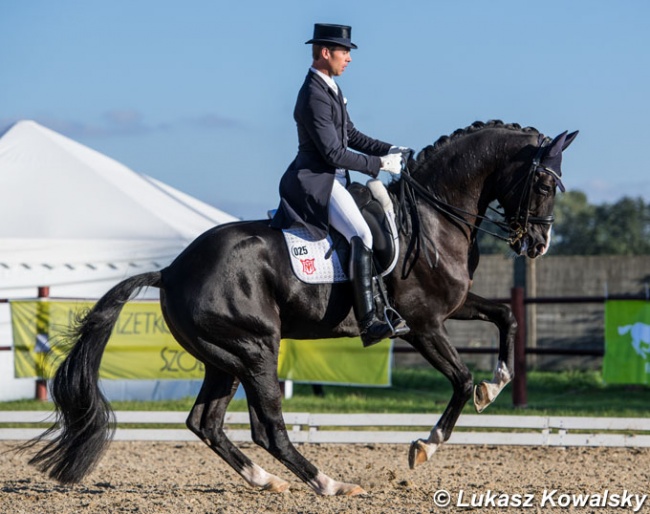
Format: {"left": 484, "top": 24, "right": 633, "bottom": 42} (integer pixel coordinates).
{"left": 282, "top": 226, "right": 349, "bottom": 284}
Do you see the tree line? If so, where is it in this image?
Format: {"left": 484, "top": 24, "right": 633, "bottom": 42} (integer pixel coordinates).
{"left": 478, "top": 192, "right": 650, "bottom": 255}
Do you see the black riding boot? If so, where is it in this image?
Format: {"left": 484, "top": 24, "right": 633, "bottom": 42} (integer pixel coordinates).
{"left": 350, "top": 236, "right": 395, "bottom": 347}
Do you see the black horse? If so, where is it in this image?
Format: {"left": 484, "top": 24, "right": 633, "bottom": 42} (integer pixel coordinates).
{"left": 29, "top": 121, "right": 577, "bottom": 495}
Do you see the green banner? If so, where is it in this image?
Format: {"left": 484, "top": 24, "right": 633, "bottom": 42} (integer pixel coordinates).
{"left": 11, "top": 300, "right": 391, "bottom": 386}
{"left": 278, "top": 338, "right": 392, "bottom": 386}
{"left": 11, "top": 300, "right": 205, "bottom": 380}
{"left": 603, "top": 300, "right": 650, "bottom": 385}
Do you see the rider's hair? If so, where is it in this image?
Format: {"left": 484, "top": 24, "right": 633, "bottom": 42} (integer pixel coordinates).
{"left": 312, "top": 44, "right": 338, "bottom": 61}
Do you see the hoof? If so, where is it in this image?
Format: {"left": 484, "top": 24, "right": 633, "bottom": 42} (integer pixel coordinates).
{"left": 339, "top": 484, "right": 367, "bottom": 496}
{"left": 309, "top": 472, "right": 367, "bottom": 496}
{"left": 473, "top": 382, "right": 493, "bottom": 414}
{"left": 262, "top": 477, "right": 291, "bottom": 493}
{"left": 408, "top": 440, "right": 428, "bottom": 469}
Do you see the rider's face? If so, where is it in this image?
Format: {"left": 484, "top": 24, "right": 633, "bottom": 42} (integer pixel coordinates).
{"left": 323, "top": 47, "right": 351, "bottom": 77}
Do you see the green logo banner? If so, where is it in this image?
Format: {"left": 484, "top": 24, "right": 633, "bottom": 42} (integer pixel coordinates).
{"left": 11, "top": 300, "right": 205, "bottom": 380}
{"left": 603, "top": 300, "right": 650, "bottom": 385}
{"left": 11, "top": 300, "right": 391, "bottom": 386}
{"left": 278, "top": 338, "right": 392, "bottom": 387}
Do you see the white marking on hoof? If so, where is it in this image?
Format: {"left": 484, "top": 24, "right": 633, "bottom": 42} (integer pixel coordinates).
{"left": 241, "top": 463, "right": 290, "bottom": 492}
{"left": 408, "top": 428, "right": 443, "bottom": 469}
{"left": 474, "top": 361, "right": 512, "bottom": 413}
{"left": 308, "top": 471, "right": 367, "bottom": 496}
{"left": 408, "top": 440, "right": 440, "bottom": 469}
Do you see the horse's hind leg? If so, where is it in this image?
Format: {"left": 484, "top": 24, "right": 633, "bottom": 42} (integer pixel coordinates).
{"left": 450, "top": 292, "right": 515, "bottom": 413}
{"left": 186, "top": 366, "right": 289, "bottom": 492}
{"left": 241, "top": 365, "right": 366, "bottom": 496}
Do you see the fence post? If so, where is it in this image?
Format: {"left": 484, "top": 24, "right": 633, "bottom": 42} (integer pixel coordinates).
{"left": 35, "top": 286, "right": 50, "bottom": 401}
{"left": 511, "top": 286, "right": 527, "bottom": 408}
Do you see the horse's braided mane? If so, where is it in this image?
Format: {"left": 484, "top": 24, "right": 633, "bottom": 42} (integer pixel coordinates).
{"left": 414, "top": 120, "right": 540, "bottom": 166}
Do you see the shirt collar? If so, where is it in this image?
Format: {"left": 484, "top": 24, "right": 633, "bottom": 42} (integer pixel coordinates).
{"left": 310, "top": 67, "right": 338, "bottom": 95}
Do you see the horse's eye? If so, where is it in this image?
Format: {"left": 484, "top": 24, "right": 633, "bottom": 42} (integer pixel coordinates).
{"left": 534, "top": 183, "right": 552, "bottom": 196}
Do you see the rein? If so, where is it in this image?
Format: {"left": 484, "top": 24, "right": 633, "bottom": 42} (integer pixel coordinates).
{"left": 396, "top": 135, "right": 562, "bottom": 278}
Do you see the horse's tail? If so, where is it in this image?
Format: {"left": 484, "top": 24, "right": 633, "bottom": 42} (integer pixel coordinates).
{"left": 618, "top": 325, "right": 632, "bottom": 336}
{"left": 28, "top": 271, "right": 162, "bottom": 484}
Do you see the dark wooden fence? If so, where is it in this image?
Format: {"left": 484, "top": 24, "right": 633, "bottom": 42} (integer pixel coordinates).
{"left": 2, "top": 287, "right": 647, "bottom": 406}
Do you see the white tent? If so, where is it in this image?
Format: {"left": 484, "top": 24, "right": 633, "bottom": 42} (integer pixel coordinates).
{"left": 0, "top": 120, "right": 239, "bottom": 400}
{"left": 0, "top": 120, "right": 237, "bottom": 298}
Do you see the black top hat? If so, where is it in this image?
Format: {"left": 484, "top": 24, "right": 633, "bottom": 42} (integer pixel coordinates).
{"left": 305, "top": 23, "right": 357, "bottom": 49}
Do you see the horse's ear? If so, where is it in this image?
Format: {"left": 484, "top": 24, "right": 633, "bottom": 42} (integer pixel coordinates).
{"left": 562, "top": 130, "right": 579, "bottom": 151}
{"left": 547, "top": 131, "right": 568, "bottom": 157}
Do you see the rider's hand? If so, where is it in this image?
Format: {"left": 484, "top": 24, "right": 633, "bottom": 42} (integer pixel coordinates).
{"left": 380, "top": 153, "right": 403, "bottom": 175}
{"left": 389, "top": 145, "right": 413, "bottom": 156}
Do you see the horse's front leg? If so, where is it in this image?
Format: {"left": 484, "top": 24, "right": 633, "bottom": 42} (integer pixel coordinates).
{"left": 405, "top": 327, "right": 474, "bottom": 469}
{"left": 450, "top": 292, "right": 515, "bottom": 413}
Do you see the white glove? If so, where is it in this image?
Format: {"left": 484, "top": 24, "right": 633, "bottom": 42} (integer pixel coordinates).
{"left": 388, "top": 145, "right": 412, "bottom": 155}
{"left": 380, "top": 153, "right": 403, "bottom": 175}
{"left": 389, "top": 146, "right": 414, "bottom": 168}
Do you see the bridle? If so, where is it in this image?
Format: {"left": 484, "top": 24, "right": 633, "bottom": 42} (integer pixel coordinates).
{"left": 396, "top": 134, "right": 564, "bottom": 278}
{"left": 501, "top": 134, "right": 565, "bottom": 247}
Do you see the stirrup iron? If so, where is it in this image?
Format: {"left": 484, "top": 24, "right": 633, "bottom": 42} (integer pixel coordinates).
{"left": 374, "top": 275, "right": 410, "bottom": 339}
{"left": 383, "top": 306, "right": 410, "bottom": 338}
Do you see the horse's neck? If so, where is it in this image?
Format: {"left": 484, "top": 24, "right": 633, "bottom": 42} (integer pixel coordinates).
{"left": 410, "top": 161, "right": 493, "bottom": 232}
{"left": 389, "top": 138, "right": 509, "bottom": 272}
{"left": 409, "top": 131, "right": 528, "bottom": 225}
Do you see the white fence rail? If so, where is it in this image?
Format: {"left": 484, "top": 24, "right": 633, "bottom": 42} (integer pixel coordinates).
{"left": 1, "top": 411, "right": 649, "bottom": 448}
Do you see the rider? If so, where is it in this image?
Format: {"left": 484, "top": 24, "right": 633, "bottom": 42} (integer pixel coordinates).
{"left": 270, "top": 23, "right": 411, "bottom": 347}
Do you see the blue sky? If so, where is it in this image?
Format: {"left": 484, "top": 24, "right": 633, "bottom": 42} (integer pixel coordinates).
{"left": 2, "top": 1, "right": 649, "bottom": 220}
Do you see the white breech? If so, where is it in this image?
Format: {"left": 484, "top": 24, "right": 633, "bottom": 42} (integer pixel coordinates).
{"left": 328, "top": 175, "right": 373, "bottom": 248}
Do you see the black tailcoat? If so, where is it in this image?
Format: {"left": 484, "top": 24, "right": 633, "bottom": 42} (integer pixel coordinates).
{"left": 270, "top": 71, "right": 391, "bottom": 239}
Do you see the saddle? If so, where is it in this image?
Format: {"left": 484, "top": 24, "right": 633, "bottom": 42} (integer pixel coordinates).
{"left": 280, "top": 179, "right": 399, "bottom": 284}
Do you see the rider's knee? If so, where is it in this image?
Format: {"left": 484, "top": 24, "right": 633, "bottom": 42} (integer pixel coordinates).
{"left": 359, "top": 230, "right": 373, "bottom": 249}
